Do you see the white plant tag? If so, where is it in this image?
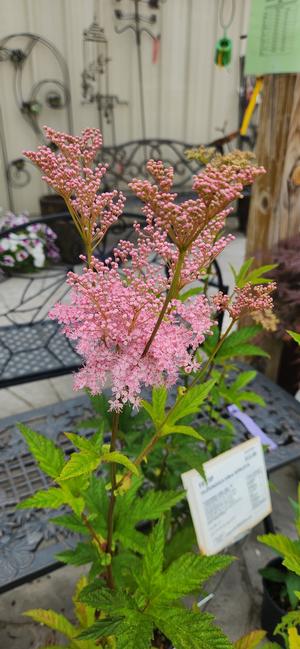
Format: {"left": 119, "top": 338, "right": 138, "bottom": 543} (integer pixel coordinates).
{"left": 182, "top": 437, "right": 272, "bottom": 555}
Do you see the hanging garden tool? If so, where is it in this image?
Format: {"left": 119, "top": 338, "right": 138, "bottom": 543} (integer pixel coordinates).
{"left": 240, "top": 76, "right": 263, "bottom": 136}
{"left": 215, "top": 0, "right": 235, "bottom": 67}
{"left": 82, "top": 0, "right": 127, "bottom": 146}
{"left": 113, "top": 0, "right": 166, "bottom": 142}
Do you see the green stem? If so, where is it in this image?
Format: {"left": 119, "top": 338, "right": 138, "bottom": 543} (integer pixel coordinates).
{"left": 116, "top": 319, "right": 236, "bottom": 491}
{"left": 106, "top": 411, "right": 120, "bottom": 589}
{"left": 191, "top": 320, "right": 236, "bottom": 385}
{"left": 141, "top": 249, "right": 186, "bottom": 358}
{"left": 63, "top": 196, "right": 92, "bottom": 266}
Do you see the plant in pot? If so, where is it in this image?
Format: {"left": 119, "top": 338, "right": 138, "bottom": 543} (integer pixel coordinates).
{"left": 258, "top": 484, "right": 300, "bottom": 646}
{"left": 0, "top": 210, "right": 60, "bottom": 272}
{"left": 16, "top": 126, "right": 278, "bottom": 648}
{"left": 264, "top": 235, "right": 300, "bottom": 395}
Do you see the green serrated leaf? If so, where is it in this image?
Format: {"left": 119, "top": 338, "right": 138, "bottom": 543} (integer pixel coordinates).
{"left": 23, "top": 609, "right": 76, "bottom": 639}
{"left": 64, "top": 432, "right": 96, "bottom": 452}
{"left": 275, "top": 610, "right": 300, "bottom": 637}
{"left": 115, "top": 527, "right": 147, "bottom": 554}
{"left": 17, "top": 487, "right": 67, "bottom": 510}
{"left": 197, "top": 424, "right": 232, "bottom": 441}
{"left": 79, "top": 583, "right": 134, "bottom": 613}
{"left": 176, "top": 448, "right": 208, "bottom": 480}
{"left": 237, "top": 391, "right": 266, "bottom": 407}
{"left": 287, "top": 330, "right": 300, "bottom": 345}
{"left": 233, "top": 258, "right": 254, "bottom": 288}
{"left": 115, "top": 616, "right": 154, "bottom": 649}
{"left": 84, "top": 475, "right": 108, "bottom": 535}
{"left": 233, "top": 258, "right": 276, "bottom": 289}
{"left": 60, "top": 489, "right": 85, "bottom": 518}
{"left": 18, "top": 424, "right": 65, "bottom": 479}
{"left": 77, "top": 617, "right": 124, "bottom": 640}
{"left": 161, "top": 424, "right": 204, "bottom": 440}
{"left": 234, "top": 629, "right": 266, "bottom": 649}
{"left": 246, "top": 264, "right": 277, "bottom": 286}
{"left": 130, "top": 489, "right": 185, "bottom": 522}
{"left": 151, "top": 605, "right": 233, "bottom": 649}
{"left": 161, "top": 553, "right": 234, "bottom": 600}
{"left": 286, "top": 573, "right": 300, "bottom": 608}
{"left": 56, "top": 541, "right": 102, "bottom": 566}
{"left": 50, "top": 512, "right": 88, "bottom": 535}
{"left": 166, "top": 380, "right": 215, "bottom": 426}
{"left": 231, "top": 371, "right": 257, "bottom": 391}
{"left": 215, "top": 325, "right": 261, "bottom": 355}
{"left": 78, "top": 614, "right": 154, "bottom": 649}
{"left": 73, "top": 575, "right": 95, "bottom": 629}
{"left": 58, "top": 451, "right": 100, "bottom": 481}
{"left": 152, "top": 385, "right": 168, "bottom": 423}
{"left": 217, "top": 343, "right": 268, "bottom": 360}
{"left": 76, "top": 586, "right": 154, "bottom": 649}
{"left": 179, "top": 286, "right": 204, "bottom": 301}
{"left": 135, "top": 518, "right": 165, "bottom": 598}
{"left": 258, "top": 534, "right": 300, "bottom": 576}
{"left": 102, "top": 451, "right": 139, "bottom": 476}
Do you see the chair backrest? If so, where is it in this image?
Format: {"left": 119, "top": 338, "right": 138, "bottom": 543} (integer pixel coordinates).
{"left": 99, "top": 138, "right": 202, "bottom": 192}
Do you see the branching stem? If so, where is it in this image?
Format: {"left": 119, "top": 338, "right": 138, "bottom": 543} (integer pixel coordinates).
{"left": 141, "top": 249, "right": 186, "bottom": 358}
{"left": 116, "top": 319, "right": 235, "bottom": 491}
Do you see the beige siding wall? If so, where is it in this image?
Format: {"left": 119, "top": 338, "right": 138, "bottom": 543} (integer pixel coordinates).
{"left": 0, "top": 0, "right": 251, "bottom": 213}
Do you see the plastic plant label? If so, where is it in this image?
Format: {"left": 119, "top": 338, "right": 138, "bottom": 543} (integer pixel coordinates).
{"left": 182, "top": 437, "right": 272, "bottom": 555}
{"left": 245, "top": 0, "right": 300, "bottom": 75}
{"left": 227, "top": 404, "right": 277, "bottom": 451}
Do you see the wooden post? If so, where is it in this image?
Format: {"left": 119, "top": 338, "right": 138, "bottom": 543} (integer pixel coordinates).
{"left": 246, "top": 74, "right": 300, "bottom": 263}
{"left": 245, "top": 74, "right": 300, "bottom": 381}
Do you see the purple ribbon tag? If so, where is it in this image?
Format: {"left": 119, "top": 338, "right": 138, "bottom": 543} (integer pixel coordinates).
{"left": 227, "top": 404, "right": 277, "bottom": 451}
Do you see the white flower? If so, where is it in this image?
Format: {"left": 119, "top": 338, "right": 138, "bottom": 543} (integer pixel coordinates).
{"left": 16, "top": 250, "right": 29, "bottom": 262}
{"left": 31, "top": 241, "right": 45, "bottom": 268}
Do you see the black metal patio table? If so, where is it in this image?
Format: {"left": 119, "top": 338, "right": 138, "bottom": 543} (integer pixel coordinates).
{"left": 1, "top": 369, "right": 300, "bottom": 594}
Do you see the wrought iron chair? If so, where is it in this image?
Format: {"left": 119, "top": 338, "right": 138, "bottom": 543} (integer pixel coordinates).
{"left": 0, "top": 211, "right": 227, "bottom": 389}
{"left": 100, "top": 138, "right": 202, "bottom": 194}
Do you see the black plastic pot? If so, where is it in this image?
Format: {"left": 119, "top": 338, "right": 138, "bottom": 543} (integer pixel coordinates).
{"left": 261, "top": 557, "right": 286, "bottom": 647}
{"left": 40, "top": 194, "right": 84, "bottom": 264}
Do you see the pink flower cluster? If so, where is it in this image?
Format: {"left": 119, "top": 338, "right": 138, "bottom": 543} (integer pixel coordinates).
{"left": 25, "top": 127, "right": 269, "bottom": 410}
{"left": 24, "top": 127, "right": 125, "bottom": 249}
{"left": 50, "top": 257, "right": 212, "bottom": 409}
{"left": 213, "top": 282, "right": 277, "bottom": 320}
{"left": 128, "top": 159, "right": 263, "bottom": 284}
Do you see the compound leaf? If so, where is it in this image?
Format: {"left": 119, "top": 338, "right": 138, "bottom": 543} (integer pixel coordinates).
{"left": 23, "top": 609, "right": 76, "bottom": 639}
{"left": 18, "top": 424, "right": 64, "bottom": 479}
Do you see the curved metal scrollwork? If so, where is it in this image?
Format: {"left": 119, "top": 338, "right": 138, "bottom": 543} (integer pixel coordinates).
{"left": 0, "top": 33, "right": 73, "bottom": 210}
{"left": 7, "top": 158, "right": 31, "bottom": 189}
{"left": 0, "top": 32, "right": 73, "bottom": 139}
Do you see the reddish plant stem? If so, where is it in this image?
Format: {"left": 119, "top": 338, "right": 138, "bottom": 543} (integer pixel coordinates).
{"left": 81, "top": 513, "right": 106, "bottom": 554}
{"left": 141, "top": 249, "right": 186, "bottom": 358}
{"left": 105, "top": 411, "right": 119, "bottom": 589}
{"left": 116, "top": 320, "right": 235, "bottom": 491}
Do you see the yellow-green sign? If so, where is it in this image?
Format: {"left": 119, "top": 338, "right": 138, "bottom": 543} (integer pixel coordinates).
{"left": 246, "top": 0, "right": 300, "bottom": 75}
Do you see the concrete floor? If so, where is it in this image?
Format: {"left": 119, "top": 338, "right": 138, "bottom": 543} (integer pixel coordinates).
{"left": 1, "top": 220, "right": 299, "bottom": 646}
